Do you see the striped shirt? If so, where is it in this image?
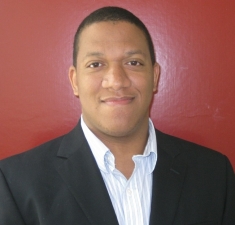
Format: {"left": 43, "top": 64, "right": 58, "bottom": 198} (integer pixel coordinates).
{"left": 81, "top": 117, "right": 157, "bottom": 225}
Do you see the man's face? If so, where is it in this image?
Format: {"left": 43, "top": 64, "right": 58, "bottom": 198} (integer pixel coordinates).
{"left": 69, "top": 21, "right": 159, "bottom": 139}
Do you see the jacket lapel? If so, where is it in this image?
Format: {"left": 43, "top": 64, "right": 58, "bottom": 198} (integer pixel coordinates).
{"left": 54, "top": 122, "right": 119, "bottom": 225}
{"left": 150, "top": 130, "right": 187, "bottom": 225}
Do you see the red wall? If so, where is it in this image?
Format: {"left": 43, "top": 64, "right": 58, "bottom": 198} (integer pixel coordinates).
{"left": 1, "top": 1, "right": 235, "bottom": 169}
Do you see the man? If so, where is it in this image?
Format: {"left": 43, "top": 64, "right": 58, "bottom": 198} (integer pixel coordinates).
{"left": 0, "top": 6, "right": 235, "bottom": 225}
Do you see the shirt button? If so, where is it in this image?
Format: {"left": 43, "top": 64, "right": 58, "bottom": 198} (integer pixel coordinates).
{"left": 126, "top": 188, "right": 132, "bottom": 196}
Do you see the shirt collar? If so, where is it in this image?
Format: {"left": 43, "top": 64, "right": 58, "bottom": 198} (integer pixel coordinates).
{"left": 81, "top": 115, "right": 157, "bottom": 173}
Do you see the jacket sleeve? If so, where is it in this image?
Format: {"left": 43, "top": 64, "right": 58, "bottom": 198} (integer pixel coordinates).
{"left": 223, "top": 156, "right": 235, "bottom": 225}
{"left": 0, "top": 169, "right": 26, "bottom": 225}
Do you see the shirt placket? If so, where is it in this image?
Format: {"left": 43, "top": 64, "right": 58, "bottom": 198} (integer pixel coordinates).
{"left": 122, "top": 168, "right": 143, "bottom": 225}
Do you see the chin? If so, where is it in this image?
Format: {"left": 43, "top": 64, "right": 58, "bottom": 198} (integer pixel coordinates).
{"left": 99, "top": 121, "right": 138, "bottom": 137}
{"left": 101, "top": 129, "right": 134, "bottom": 138}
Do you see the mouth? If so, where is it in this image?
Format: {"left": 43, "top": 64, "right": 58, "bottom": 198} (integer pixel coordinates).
{"left": 101, "top": 96, "right": 135, "bottom": 105}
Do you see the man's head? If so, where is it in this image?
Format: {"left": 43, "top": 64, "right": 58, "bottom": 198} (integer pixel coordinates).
{"left": 72, "top": 6, "right": 156, "bottom": 67}
{"left": 69, "top": 7, "right": 159, "bottom": 140}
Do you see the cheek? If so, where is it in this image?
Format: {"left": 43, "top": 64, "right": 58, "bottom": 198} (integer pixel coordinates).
{"left": 78, "top": 76, "right": 101, "bottom": 95}
{"left": 132, "top": 76, "right": 154, "bottom": 95}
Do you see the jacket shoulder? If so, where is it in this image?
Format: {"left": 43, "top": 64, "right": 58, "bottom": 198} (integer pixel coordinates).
{"left": 0, "top": 135, "right": 64, "bottom": 174}
{"left": 155, "top": 128, "right": 230, "bottom": 168}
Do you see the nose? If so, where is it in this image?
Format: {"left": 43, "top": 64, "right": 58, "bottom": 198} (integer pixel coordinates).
{"left": 102, "top": 63, "right": 131, "bottom": 91}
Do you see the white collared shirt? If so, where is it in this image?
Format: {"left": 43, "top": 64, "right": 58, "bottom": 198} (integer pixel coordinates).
{"left": 81, "top": 116, "right": 157, "bottom": 225}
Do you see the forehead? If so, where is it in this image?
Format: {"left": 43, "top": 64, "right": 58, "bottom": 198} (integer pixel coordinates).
{"left": 77, "top": 21, "right": 149, "bottom": 54}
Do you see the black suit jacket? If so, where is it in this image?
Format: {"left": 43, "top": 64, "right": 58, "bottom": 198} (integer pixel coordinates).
{"left": 0, "top": 122, "right": 235, "bottom": 225}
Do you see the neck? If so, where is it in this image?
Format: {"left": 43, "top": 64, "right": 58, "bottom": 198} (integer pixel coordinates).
{"left": 93, "top": 121, "right": 149, "bottom": 179}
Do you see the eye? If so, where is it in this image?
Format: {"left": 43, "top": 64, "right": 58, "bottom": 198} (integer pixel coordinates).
{"left": 87, "top": 62, "right": 102, "bottom": 68}
{"left": 127, "top": 61, "right": 143, "bottom": 66}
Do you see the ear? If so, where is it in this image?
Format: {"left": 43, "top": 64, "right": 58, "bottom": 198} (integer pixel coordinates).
{"left": 68, "top": 66, "right": 79, "bottom": 97}
{"left": 153, "top": 62, "right": 160, "bottom": 92}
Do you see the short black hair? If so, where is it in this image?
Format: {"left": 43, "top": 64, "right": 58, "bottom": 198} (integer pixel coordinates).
{"left": 73, "top": 6, "right": 156, "bottom": 67}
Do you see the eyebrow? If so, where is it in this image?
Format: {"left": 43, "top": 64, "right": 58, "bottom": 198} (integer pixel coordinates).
{"left": 124, "top": 50, "right": 146, "bottom": 57}
{"left": 82, "top": 50, "right": 146, "bottom": 61}
{"left": 83, "top": 52, "right": 104, "bottom": 61}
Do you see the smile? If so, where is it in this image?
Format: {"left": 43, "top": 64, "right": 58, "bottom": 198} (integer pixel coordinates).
{"left": 101, "top": 96, "right": 135, "bottom": 105}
